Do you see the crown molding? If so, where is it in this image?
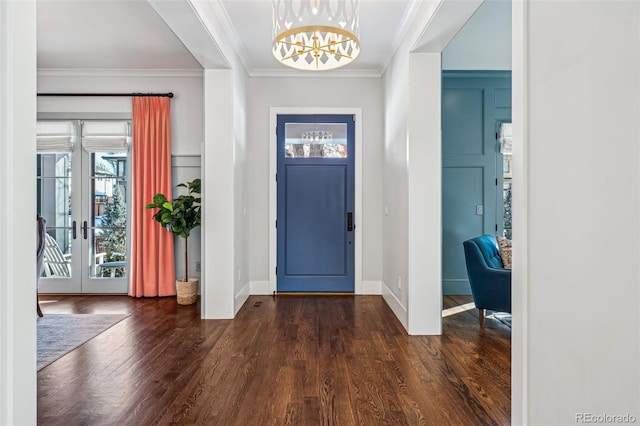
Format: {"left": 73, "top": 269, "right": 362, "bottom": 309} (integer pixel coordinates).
{"left": 249, "top": 67, "right": 382, "bottom": 78}
{"left": 410, "top": 0, "right": 482, "bottom": 53}
{"left": 148, "top": 0, "right": 230, "bottom": 70}
{"left": 378, "top": 0, "right": 426, "bottom": 74}
{"left": 37, "top": 68, "right": 204, "bottom": 78}
{"left": 188, "top": 0, "right": 251, "bottom": 75}
{"left": 204, "top": 0, "right": 254, "bottom": 73}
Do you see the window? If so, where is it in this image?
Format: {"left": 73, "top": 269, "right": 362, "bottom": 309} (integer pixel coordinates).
{"left": 499, "top": 123, "right": 512, "bottom": 239}
{"left": 284, "top": 122, "right": 347, "bottom": 158}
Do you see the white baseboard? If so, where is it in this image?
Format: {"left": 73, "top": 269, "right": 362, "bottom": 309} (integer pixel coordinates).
{"left": 359, "top": 280, "right": 382, "bottom": 294}
{"left": 234, "top": 281, "right": 250, "bottom": 315}
{"left": 250, "top": 280, "right": 271, "bottom": 295}
{"left": 381, "top": 281, "right": 408, "bottom": 331}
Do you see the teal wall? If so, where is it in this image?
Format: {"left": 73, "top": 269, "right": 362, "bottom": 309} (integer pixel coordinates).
{"left": 442, "top": 71, "right": 511, "bottom": 295}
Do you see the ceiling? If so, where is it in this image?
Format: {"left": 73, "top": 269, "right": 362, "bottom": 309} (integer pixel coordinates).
{"left": 37, "top": 0, "right": 202, "bottom": 70}
{"left": 37, "top": 0, "right": 416, "bottom": 76}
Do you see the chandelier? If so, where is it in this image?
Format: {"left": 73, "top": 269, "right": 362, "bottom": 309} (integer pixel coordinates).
{"left": 272, "top": 0, "right": 360, "bottom": 71}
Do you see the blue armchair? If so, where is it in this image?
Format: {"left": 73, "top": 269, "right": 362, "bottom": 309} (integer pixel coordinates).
{"left": 463, "top": 234, "right": 511, "bottom": 327}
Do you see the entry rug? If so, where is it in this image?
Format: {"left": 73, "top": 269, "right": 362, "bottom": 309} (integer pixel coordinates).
{"left": 488, "top": 312, "right": 512, "bottom": 328}
{"left": 37, "top": 314, "right": 130, "bottom": 371}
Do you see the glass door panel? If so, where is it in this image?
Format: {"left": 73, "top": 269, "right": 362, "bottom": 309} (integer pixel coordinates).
{"left": 37, "top": 120, "right": 130, "bottom": 294}
{"left": 81, "top": 150, "right": 129, "bottom": 293}
{"left": 284, "top": 122, "right": 348, "bottom": 158}
{"left": 37, "top": 151, "right": 82, "bottom": 292}
{"left": 500, "top": 123, "right": 512, "bottom": 240}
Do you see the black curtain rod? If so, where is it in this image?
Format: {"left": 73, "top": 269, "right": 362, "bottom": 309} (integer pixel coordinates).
{"left": 37, "top": 92, "right": 174, "bottom": 98}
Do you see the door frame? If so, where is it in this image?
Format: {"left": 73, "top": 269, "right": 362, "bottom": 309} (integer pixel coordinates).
{"left": 269, "top": 107, "right": 363, "bottom": 294}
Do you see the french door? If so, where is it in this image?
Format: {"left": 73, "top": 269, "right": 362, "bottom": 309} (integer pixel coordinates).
{"left": 36, "top": 120, "right": 130, "bottom": 294}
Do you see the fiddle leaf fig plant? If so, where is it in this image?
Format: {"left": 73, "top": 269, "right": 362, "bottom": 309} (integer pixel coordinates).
{"left": 146, "top": 178, "right": 201, "bottom": 281}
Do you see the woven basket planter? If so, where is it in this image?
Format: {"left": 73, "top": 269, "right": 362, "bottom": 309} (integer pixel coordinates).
{"left": 176, "top": 279, "right": 199, "bottom": 305}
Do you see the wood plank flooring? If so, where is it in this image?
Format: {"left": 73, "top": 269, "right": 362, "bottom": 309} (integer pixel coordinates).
{"left": 37, "top": 295, "right": 511, "bottom": 425}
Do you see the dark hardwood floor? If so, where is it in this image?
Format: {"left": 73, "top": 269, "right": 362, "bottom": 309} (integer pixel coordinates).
{"left": 37, "top": 294, "right": 511, "bottom": 425}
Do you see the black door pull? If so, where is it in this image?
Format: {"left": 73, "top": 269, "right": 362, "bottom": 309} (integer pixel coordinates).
{"left": 347, "top": 212, "right": 353, "bottom": 232}
{"left": 82, "top": 221, "right": 88, "bottom": 239}
{"left": 72, "top": 220, "right": 77, "bottom": 239}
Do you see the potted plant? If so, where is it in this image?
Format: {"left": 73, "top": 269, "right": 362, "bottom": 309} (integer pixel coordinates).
{"left": 146, "top": 178, "right": 201, "bottom": 305}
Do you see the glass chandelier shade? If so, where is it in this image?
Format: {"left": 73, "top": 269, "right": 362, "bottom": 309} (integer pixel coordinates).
{"left": 272, "top": 0, "right": 360, "bottom": 71}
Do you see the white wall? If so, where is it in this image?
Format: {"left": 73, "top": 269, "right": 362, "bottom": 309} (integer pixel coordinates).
{"left": 382, "top": 49, "right": 410, "bottom": 326}
{"left": 200, "top": 66, "right": 249, "bottom": 318}
{"left": 37, "top": 71, "right": 204, "bottom": 284}
{"left": 513, "top": 1, "right": 640, "bottom": 423}
{"left": 442, "top": 0, "right": 511, "bottom": 70}
{"left": 37, "top": 71, "right": 203, "bottom": 155}
{"left": 234, "top": 67, "right": 249, "bottom": 312}
{"left": 407, "top": 53, "right": 442, "bottom": 335}
{"left": 0, "top": 1, "right": 37, "bottom": 423}
{"left": 246, "top": 77, "right": 384, "bottom": 288}
{"left": 202, "top": 70, "right": 236, "bottom": 318}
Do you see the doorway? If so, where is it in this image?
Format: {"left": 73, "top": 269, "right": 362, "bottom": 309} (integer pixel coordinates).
{"left": 276, "top": 114, "right": 355, "bottom": 292}
{"left": 36, "top": 120, "right": 130, "bottom": 294}
{"left": 441, "top": 72, "right": 512, "bottom": 295}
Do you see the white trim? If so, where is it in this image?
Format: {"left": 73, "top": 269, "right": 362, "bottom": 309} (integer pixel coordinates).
{"left": 0, "top": 1, "right": 37, "bottom": 423}
{"left": 269, "top": 107, "right": 363, "bottom": 294}
{"left": 201, "top": 70, "right": 236, "bottom": 319}
{"left": 187, "top": 0, "right": 243, "bottom": 71}
{"left": 381, "top": 281, "right": 407, "bottom": 329}
{"left": 148, "top": 0, "right": 229, "bottom": 70}
{"left": 37, "top": 68, "right": 203, "bottom": 78}
{"left": 250, "top": 68, "right": 383, "bottom": 79}
{"left": 250, "top": 280, "right": 271, "bottom": 295}
{"left": 407, "top": 52, "right": 442, "bottom": 335}
{"left": 234, "top": 281, "right": 251, "bottom": 315}
{"left": 511, "top": 0, "right": 528, "bottom": 423}
{"left": 198, "top": 0, "right": 254, "bottom": 74}
{"left": 171, "top": 155, "right": 201, "bottom": 168}
{"left": 381, "top": 0, "right": 427, "bottom": 73}
{"left": 411, "top": 0, "right": 483, "bottom": 53}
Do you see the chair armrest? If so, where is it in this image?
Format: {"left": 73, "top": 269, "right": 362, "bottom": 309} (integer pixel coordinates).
{"left": 486, "top": 266, "right": 511, "bottom": 278}
{"left": 470, "top": 267, "right": 512, "bottom": 313}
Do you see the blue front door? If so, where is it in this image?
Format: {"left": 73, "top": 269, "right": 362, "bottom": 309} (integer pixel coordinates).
{"left": 277, "top": 114, "right": 355, "bottom": 292}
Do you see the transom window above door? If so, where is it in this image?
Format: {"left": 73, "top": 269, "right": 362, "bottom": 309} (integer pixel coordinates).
{"left": 284, "top": 122, "right": 347, "bottom": 158}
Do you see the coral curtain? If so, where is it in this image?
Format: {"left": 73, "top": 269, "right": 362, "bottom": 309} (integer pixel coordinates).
{"left": 129, "top": 97, "right": 176, "bottom": 297}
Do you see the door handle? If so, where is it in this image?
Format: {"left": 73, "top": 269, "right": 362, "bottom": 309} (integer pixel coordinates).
{"left": 82, "top": 221, "right": 88, "bottom": 240}
{"left": 72, "top": 220, "right": 77, "bottom": 239}
{"left": 347, "top": 212, "right": 353, "bottom": 232}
